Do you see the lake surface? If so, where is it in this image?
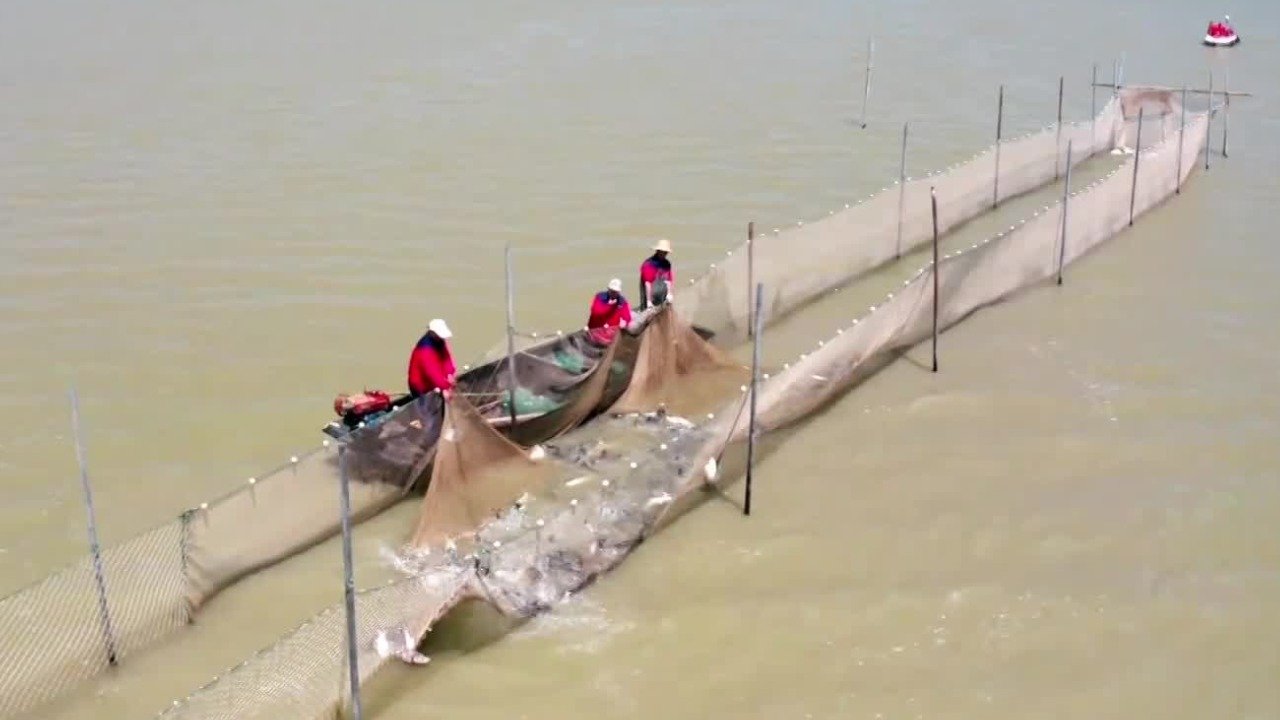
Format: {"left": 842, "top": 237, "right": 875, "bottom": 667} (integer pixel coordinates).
{"left": 2, "top": 0, "right": 1277, "bottom": 717}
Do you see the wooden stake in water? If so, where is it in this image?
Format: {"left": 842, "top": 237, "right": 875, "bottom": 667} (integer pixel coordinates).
{"left": 930, "top": 187, "right": 940, "bottom": 373}
{"left": 1222, "top": 69, "right": 1230, "bottom": 159}
{"left": 993, "top": 85, "right": 1004, "bottom": 209}
{"left": 504, "top": 244, "right": 518, "bottom": 429}
{"left": 744, "top": 282, "right": 764, "bottom": 517}
{"left": 69, "top": 386, "right": 119, "bottom": 667}
{"left": 1057, "top": 140, "right": 1073, "bottom": 285}
{"left": 1176, "top": 85, "right": 1187, "bottom": 194}
{"left": 1090, "top": 63, "right": 1098, "bottom": 139}
{"left": 1129, "top": 107, "right": 1144, "bottom": 227}
{"left": 895, "top": 122, "right": 908, "bottom": 258}
{"left": 338, "top": 448, "right": 364, "bottom": 720}
{"left": 858, "top": 36, "right": 874, "bottom": 129}
{"left": 1054, "top": 75, "right": 1065, "bottom": 179}
{"left": 746, "top": 221, "right": 755, "bottom": 338}
{"left": 1205, "top": 72, "right": 1213, "bottom": 171}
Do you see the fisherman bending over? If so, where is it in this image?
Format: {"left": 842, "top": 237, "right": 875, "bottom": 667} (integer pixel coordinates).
{"left": 587, "top": 279, "right": 632, "bottom": 344}
{"left": 408, "top": 318, "right": 456, "bottom": 399}
{"left": 638, "top": 238, "right": 675, "bottom": 310}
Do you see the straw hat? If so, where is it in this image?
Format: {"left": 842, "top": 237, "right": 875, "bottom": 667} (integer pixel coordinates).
{"left": 607, "top": 278, "right": 623, "bottom": 292}
{"left": 428, "top": 318, "right": 452, "bottom": 338}
{"left": 652, "top": 238, "right": 673, "bottom": 253}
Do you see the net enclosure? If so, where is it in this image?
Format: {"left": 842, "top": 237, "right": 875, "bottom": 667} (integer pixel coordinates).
{"left": 157, "top": 85, "right": 1215, "bottom": 720}
{"left": 0, "top": 82, "right": 1217, "bottom": 720}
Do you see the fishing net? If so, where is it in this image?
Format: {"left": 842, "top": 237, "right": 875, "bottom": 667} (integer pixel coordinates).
{"left": 457, "top": 330, "right": 619, "bottom": 446}
{"left": 0, "top": 85, "right": 1216, "bottom": 720}
{"left": 410, "top": 396, "right": 552, "bottom": 549}
{"left": 677, "top": 96, "right": 1125, "bottom": 346}
{"left": 655, "top": 88, "right": 1210, "bottom": 531}
{"left": 606, "top": 305, "right": 749, "bottom": 416}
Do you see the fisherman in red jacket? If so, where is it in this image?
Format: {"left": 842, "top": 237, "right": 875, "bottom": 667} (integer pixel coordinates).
{"left": 586, "top": 279, "right": 632, "bottom": 344}
{"left": 638, "top": 238, "right": 675, "bottom": 310}
{"left": 407, "top": 318, "right": 457, "bottom": 398}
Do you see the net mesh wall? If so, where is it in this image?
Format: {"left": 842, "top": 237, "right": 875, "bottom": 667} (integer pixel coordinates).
{"left": 0, "top": 395, "right": 439, "bottom": 719}
{"left": 656, "top": 89, "right": 1209, "bottom": 530}
{"left": 3, "top": 86, "right": 1210, "bottom": 720}
{"left": 0, "top": 520, "right": 189, "bottom": 719}
{"left": 677, "top": 96, "right": 1124, "bottom": 346}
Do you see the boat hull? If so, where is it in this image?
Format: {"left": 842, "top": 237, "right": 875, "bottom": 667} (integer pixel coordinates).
{"left": 1203, "top": 33, "right": 1240, "bottom": 47}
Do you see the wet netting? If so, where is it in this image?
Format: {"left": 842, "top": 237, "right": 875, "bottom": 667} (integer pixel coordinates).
{"left": 156, "top": 86, "right": 1214, "bottom": 720}
{"left": 658, "top": 86, "right": 1211, "bottom": 525}
{"left": 0, "top": 396, "right": 439, "bottom": 719}
{"left": 1, "top": 84, "right": 1214, "bottom": 720}
{"left": 678, "top": 95, "right": 1125, "bottom": 345}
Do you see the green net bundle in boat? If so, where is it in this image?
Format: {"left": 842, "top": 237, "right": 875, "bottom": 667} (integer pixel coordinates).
{"left": 502, "top": 387, "right": 563, "bottom": 416}
{"left": 553, "top": 348, "right": 589, "bottom": 374}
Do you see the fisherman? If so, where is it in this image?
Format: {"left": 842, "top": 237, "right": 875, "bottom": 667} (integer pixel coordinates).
{"left": 586, "top": 278, "right": 632, "bottom": 343}
{"left": 638, "top": 238, "right": 675, "bottom": 310}
{"left": 407, "top": 318, "right": 457, "bottom": 399}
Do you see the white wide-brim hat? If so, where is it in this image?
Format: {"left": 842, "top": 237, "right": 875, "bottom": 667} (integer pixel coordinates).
{"left": 428, "top": 318, "right": 452, "bottom": 338}
{"left": 607, "top": 278, "right": 623, "bottom": 292}
{"left": 652, "top": 238, "right": 673, "bottom": 253}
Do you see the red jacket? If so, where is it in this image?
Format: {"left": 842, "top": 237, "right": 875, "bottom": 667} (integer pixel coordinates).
{"left": 587, "top": 291, "right": 632, "bottom": 330}
{"left": 407, "top": 335, "right": 456, "bottom": 396}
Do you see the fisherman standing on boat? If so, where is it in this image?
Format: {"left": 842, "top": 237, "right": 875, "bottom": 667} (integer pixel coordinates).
{"left": 638, "top": 238, "right": 675, "bottom": 311}
{"left": 586, "top": 278, "right": 632, "bottom": 344}
{"left": 407, "top": 318, "right": 456, "bottom": 399}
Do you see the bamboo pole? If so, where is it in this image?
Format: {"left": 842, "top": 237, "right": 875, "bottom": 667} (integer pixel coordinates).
{"left": 1222, "top": 68, "right": 1230, "bottom": 158}
{"left": 859, "top": 36, "right": 873, "bottom": 129}
{"left": 746, "top": 221, "right": 755, "bottom": 337}
{"left": 744, "top": 281, "right": 763, "bottom": 517}
{"left": 1055, "top": 75, "right": 1064, "bottom": 179}
{"left": 1176, "top": 85, "right": 1187, "bottom": 194}
{"left": 69, "top": 386, "right": 119, "bottom": 668}
{"left": 1089, "top": 82, "right": 1251, "bottom": 97}
{"left": 1057, "top": 140, "right": 1073, "bottom": 285}
{"left": 1205, "top": 72, "right": 1213, "bottom": 171}
{"left": 504, "top": 244, "right": 518, "bottom": 428}
{"left": 337, "top": 448, "right": 363, "bottom": 720}
{"left": 993, "top": 85, "right": 1004, "bottom": 209}
{"left": 895, "top": 122, "right": 908, "bottom": 258}
{"left": 1090, "top": 63, "right": 1098, "bottom": 139}
{"left": 930, "top": 188, "right": 940, "bottom": 372}
{"left": 1129, "top": 107, "right": 1144, "bottom": 227}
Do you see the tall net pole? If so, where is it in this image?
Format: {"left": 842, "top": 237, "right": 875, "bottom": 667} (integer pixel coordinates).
{"left": 993, "top": 85, "right": 1004, "bottom": 209}
{"left": 1054, "top": 75, "right": 1064, "bottom": 179}
{"left": 505, "top": 244, "right": 518, "bottom": 428}
{"left": 744, "top": 281, "right": 764, "bottom": 517}
{"left": 1129, "top": 107, "right": 1144, "bottom": 227}
{"left": 1205, "top": 72, "right": 1213, "bottom": 171}
{"left": 1176, "top": 85, "right": 1187, "bottom": 194}
{"left": 895, "top": 122, "right": 908, "bottom": 258}
{"left": 746, "top": 222, "right": 755, "bottom": 337}
{"left": 930, "top": 187, "right": 940, "bottom": 372}
{"left": 69, "top": 386, "right": 119, "bottom": 668}
{"left": 1057, "top": 140, "right": 1073, "bottom": 285}
{"left": 337, "top": 448, "right": 363, "bottom": 720}
{"left": 858, "top": 36, "right": 873, "bottom": 129}
{"left": 1090, "top": 63, "right": 1098, "bottom": 140}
